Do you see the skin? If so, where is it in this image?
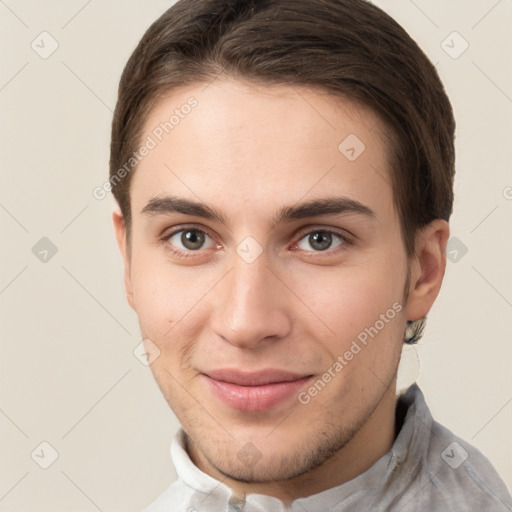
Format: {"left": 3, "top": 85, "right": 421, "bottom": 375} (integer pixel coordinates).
{"left": 113, "top": 77, "right": 449, "bottom": 502}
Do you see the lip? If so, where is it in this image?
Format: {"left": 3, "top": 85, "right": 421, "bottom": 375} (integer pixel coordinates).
{"left": 202, "top": 369, "right": 313, "bottom": 412}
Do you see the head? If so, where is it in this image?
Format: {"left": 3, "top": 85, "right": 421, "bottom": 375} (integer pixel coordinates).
{"left": 110, "top": 0, "right": 454, "bottom": 498}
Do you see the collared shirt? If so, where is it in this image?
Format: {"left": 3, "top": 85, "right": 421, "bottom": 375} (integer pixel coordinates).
{"left": 143, "top": 384, "right": 512, "bottom": 511}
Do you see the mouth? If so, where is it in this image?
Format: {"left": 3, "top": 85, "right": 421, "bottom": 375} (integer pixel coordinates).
{"left": 202, "top": 369, "right": 314, "bottom": 412}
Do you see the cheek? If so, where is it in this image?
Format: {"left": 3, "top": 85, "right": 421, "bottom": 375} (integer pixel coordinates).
{"left": 287, "top": 253, "right": 406, "bottom": 383}
{"left": 129, "top": 248, "right": 208, "bottom": 340}
{"left": 291, "top": 257, "right": 405, "bottom": 334}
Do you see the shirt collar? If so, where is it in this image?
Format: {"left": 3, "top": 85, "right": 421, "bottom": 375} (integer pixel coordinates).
{"left": 169, "top": 383, "right": 432, "bottom": 511}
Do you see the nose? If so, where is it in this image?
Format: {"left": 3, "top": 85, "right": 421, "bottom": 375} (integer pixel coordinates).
{"left": 210, "top": 250, "right": 292, "bottom": 350}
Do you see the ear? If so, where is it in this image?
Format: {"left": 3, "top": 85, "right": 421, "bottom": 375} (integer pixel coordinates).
{"left": 112, "top": 208, "right": 135, "bottom": 311}
{"left": 405, "top": 219, "right": 450, "bottom": 322}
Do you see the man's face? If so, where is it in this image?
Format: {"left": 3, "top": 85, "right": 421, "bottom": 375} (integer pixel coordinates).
{"left": 117, "top": 78, "right": 412, "bottom": 486}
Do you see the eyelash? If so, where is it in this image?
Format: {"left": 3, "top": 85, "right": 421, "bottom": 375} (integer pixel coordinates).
{"left": 159, "top": 225, "right": 216, "bottom": 259}
{"left": 159, "top": 224, "right": 352, "bottom": 259}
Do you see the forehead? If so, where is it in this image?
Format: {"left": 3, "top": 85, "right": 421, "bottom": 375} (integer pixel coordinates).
{"left": 131, "top": 78, "right": 395, "bottom": 224}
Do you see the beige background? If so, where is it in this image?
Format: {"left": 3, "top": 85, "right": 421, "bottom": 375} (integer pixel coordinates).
{"left": 0, "top": 1, "right": 511, "bottom": 510}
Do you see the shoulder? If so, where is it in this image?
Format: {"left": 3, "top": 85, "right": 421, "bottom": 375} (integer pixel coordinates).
{"left": 390, "top": 385, "right": 511, "bottom": 511}
{"left": 418, "top": 419, "right": 512, "bottom": 511}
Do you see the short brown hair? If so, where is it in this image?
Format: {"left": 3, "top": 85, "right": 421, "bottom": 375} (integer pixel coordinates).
{"left": 110, "top": 0, "right": 455, "bottom": 259}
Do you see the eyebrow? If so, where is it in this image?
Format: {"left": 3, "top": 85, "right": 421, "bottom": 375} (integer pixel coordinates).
{"left": 270, "top": 197, "right": 375, "bottom": 227}
{"left": 142, "top": 196, "right": 226, "bottom": 223}
{"left": 141, "top": 195, "right": 376, "bottom": 227}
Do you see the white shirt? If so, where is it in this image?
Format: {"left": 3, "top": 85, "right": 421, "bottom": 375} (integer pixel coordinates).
{"left": 143, "top": 384, "right": 512, "bottom": 511}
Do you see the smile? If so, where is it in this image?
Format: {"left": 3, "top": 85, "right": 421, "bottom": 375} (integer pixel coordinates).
{"left": 202, "top": 369, "right": 314, "bottom": 412}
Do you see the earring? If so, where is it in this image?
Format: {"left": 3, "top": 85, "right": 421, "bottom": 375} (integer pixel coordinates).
{"left": 404, "top": 318, "right": 426, "bottom": 344}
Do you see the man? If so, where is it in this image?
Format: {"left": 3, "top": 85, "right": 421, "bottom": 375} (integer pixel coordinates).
{"left": 109, "top": 0, "right": 512, "bottom": 510}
